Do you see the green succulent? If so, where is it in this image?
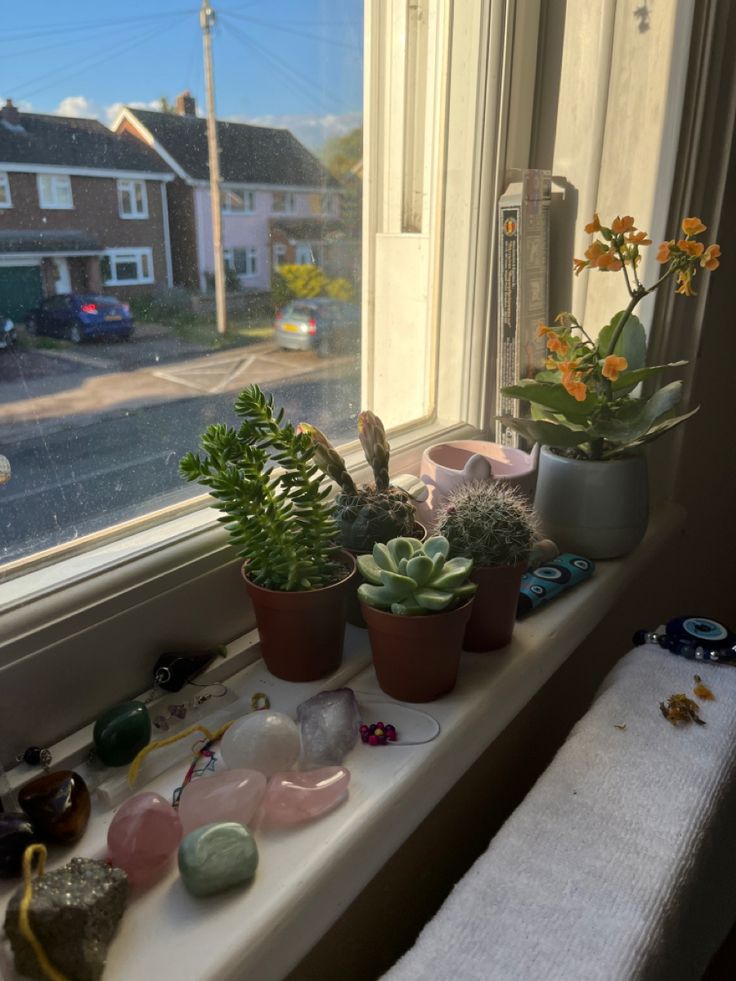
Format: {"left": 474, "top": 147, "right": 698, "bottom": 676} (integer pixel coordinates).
{"left": 357, "top": 535, "right": 477, "bottom": 616}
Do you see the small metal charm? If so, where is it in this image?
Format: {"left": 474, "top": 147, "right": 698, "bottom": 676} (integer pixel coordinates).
{"left": 17, "top": 746, "right": 52, "bottom": 768}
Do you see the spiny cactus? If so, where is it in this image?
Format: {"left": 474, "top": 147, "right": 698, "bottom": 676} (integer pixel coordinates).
{"left": 299, "top": 412, "right": 416, "bottom": 551}
{"left": 357, "top": 535, "right": 476, "bottom": 616}
{"left": 433, "top": 481, "right": 538, "bottom": 567}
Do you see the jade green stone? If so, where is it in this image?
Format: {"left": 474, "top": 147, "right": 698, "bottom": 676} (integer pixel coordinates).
{"left": 178, "top": 822, "right": 258, "bottom": 898}
{"left": 93, "top": 700, "right": 151, "bottom": 767}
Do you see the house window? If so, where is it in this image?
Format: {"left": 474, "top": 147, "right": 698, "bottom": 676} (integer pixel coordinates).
{"left": 272, "top": 244, "right": 287, "bottom": 266}
{"left": 101, "top": 248, "right": 154, "bottom": 285}
{"left": 224, "top": 247, "right": 258, "bottom": 277}
{"left": 272, "top": 191, "right": 296, "bottom": 214}
{"left": 0, "top": 172, "right": 12, "bottom": 208}
{"left": 294, "top": 243, "right": 313, "bottom": 265}
{"left": 222, "top": 188, "right": 255, "bottom": 214}
{"left": 37, "top": 174, "right": 73, "bottom": 209}
{"left": 118, "top": 179, "right": 148, "bottom": 219}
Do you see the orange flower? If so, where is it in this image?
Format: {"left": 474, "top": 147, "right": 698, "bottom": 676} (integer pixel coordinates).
{"left": 611, "top": 215, "right": 635, "bottom": 235}
{"left": 557, "top": 359, "right": 580, "bottom": 378}
{"left": 584, "top": 213, "right": 602, "bottom": 234}
{"left": 585, "top": 241, "right": 606, "bottom": 265}
{"left": 701, "top": 244, "right": 721, "bottom": 270}
{"left": 546, "top": 333, "right": 570, "bottom": 356}
{"left": 627, "top": 230, "right": 651, "bottom": 246}
{"left": 601, "top": 355, "right": 628, "bottom": 381}
{"left": 675, "top": 269, "right": 695, "bottom": 296}
{"left": 656, "top": 241, "right": 673, "bottom": 263}
{"left": 677, "top": 239, "right": 705, "bottom": 257}
{"left": 681, "top": 217, "right": 706, "bottom": 237}
{"left": 544, "top": 358, "right": 558, "bottom": 371}
{"left": 573, "top": 257, "right": 588, "bottom": 276}
{"left": 596, "top": 251, "right": 623, "bottom": 271}
{"left": 537, "top": 324, "right": 554, "bottom": 337}
{"left": 563, "top": 376, "right": 588, "bottom": 402}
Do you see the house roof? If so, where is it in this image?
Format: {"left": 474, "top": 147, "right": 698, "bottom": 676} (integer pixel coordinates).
{"left": 125, "top": 109, "right": 339, "bottom": 188}
{"left": 0, "top": 230, "right": 102, "bottom": 254}
{"left": 0, "top": 113, "right": 171, "bottom": 175}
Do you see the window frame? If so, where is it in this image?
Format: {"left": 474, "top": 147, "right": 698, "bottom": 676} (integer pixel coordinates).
{"left": 224, "top": 246, "right": 258, "bottom": 278}
{"left": 272, "top": 190, "right": 296, "bottom": 214}
{"left": 101, "top": 247, "right": 154, "bottom": 286}
{"left": 117, "top": 178, "right": 149, "bottom": 219}
{"left": 222, "top": 187, "right": 255, "bottom": 214}
{"left": 0, "top": 172, "right": 12, "bottom": 208}
{"left": 37, "top": 173, "right": 73, "bottom": 209}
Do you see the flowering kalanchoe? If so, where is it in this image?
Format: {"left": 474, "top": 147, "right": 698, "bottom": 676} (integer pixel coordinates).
{"left": 499, "top": 213, "right": 721, "bottom": 460}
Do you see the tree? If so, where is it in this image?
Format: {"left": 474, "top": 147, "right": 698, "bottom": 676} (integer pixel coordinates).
{"left": 321, "top": 127, "right": 363, "bottom": 180}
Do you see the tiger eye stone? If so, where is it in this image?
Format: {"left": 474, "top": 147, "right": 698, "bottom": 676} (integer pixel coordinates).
{"left": 0, "top": 814, "right": 38, "bottom": 878}
{"left": 93, "top": 700, "right": 151, "bottom": 766}
{"left": 18, "top": 770, "right": 91, "bottom": 844}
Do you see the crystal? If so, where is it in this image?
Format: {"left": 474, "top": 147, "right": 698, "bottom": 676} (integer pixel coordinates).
{"left": 0, "top": 813, "right": 38, "bottom": 878}
{"left": 178, "top": 769, "right": 267, "bottom": 835}
{"left": 107, "top": 792, "right": 182, "bottom": 888}
{"left": 178, "top": 822, "right": 258, "bottom": 897}
{"left": 261, "top": 767, "right": 351, "bottom": 827}
{"left": 93, "top": 700, "right": 152, "bottom": 767}
{"left": 4, "top": 857, "right": 128, "bottom": 981}
{"left": 18, "top": 770, "right": 91, "bottom": 844}
{"left": 220, "top": 711, "right": 300, "bottom": 776}
{"left": 297, "top": 688, "right": 360, "bottom": 767}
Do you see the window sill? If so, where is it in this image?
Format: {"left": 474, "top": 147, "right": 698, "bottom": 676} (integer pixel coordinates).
{"left": 0, "top": 502, "right": 685, "bottom": 981}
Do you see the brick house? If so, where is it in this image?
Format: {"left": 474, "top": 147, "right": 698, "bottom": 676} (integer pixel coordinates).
{"left": 0, "top": 100, "right": 173, "bottom": 320}
{"left": 113, "top": 93, "right": 343, "bottom": 294}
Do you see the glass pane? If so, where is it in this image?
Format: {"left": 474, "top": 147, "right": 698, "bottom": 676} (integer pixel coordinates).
{"left": 2, "top": 1, "right": 364, "bottom": 568}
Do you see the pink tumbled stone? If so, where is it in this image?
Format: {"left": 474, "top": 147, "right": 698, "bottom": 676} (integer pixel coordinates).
{"left": 178, "top": 769, "right": 267, "bottom": 835}
{"left": 261, "top": 767, "right": 350, "bottom": 828}
{"left": 107, "top": 792, "right": 182, "bottom": 887}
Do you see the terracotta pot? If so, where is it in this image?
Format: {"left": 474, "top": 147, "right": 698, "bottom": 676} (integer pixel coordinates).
{"left": 345, "top": 523, "right": 426, "bottom": 629}
{"left": 463, "top": 563, "right": 526, "bottom": 652}
{"left": 242, "top": 551, "right": 355, "bottom": 682}
{"left": 360, "top": 598, "right": 474, "bottom": 702}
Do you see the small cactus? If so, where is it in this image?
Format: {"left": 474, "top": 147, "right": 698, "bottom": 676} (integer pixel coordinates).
{"left": 357, "top": 535, "right": 477, "bottom": 615}
{"left": 433, "top": 481, "right": 538, "bottom": 567}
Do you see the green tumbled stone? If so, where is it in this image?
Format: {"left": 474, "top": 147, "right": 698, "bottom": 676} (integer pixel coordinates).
{"left": 93, "top": 701, "right": 151, "bottom": 767}
{"left": 178, "top": 822, "right": 258, "bottom": 898}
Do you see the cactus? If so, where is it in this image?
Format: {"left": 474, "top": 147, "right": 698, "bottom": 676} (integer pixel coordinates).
{"left": 357, "top": 536, "right": 477, "bottom": 616}
{"left": 299, "top": 412, "right": 416, "bottom": 551}
{"left": 433, "top": 481, "right": 538, "bottom": 568}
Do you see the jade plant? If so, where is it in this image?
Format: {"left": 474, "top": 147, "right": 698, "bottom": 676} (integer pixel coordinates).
{"left": 433, "top": 482, "right": 538, "bottom": 568}
{"left": 180, "top": 384, "right": 341, "bottom": 591}
{"left": 299, "top": 411, "right": 417, "bottom": 552}
{"left": 357, "top": 536, "right": 477, "bottom": 616}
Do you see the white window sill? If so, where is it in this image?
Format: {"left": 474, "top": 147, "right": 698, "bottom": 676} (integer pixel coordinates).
{"left": 0, "top": 502, "right": 684, "bottom": 981}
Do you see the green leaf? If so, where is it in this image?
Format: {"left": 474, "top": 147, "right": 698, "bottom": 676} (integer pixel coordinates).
{"left": 598, "top": 312, "right": 647, "bottom": 369}
{"left": 358, "top": 583, "right": 393, "bottom": 609}
{"left": 612, "top": 361, "right": 688, "bottom": 393}
{"left": 423, "top": 536, "right": 450, "bottom": 560}
{"left": 406, "top": 555, "right": 434, "bottom": 586}
{"left": 378, "top": 570, "right": 416, "bottom": 600}
{"left": 604, "top": 406, "right": 699, "bottom": 455}
{"left": 497, "top": 415, "right": 591, "bottom": 449}
{"left": 388, "top": 538, "right": 417, "bottom": 564}
{"left": 594, "top": 380, "right": 684, "bottom": 444}
{"left": 501, "top": 379, "right": 598, "bottom": 421}
{"left": 391, "top": 600, "right": 426, "bottom": 616}
{"left": 372, "top": 542, "right": 397, "bottom": 572}
{"left": 356, "top": 554, "right": 384, "bottom": 585}
{"left": 414, "top": 588, "right": 454, "bottom": 611}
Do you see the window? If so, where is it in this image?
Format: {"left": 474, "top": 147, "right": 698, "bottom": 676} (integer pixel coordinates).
{"left": 101, "top": 247, "right": 154, "bottom": 285}
{"left": 118, "top": 179, "right": 148, "bottom": 218}
{"left": 0, "top": 172, "right": 11, "bottom": 207}
{"left": 37, "top": 173, "right": 73, "bottom": 209}
{"left": 272, "top": 190, "right": 296, "bottom": 214}
{"left": 273, "top": 243, "right": 287, "bottom": 266}
{"left": 222, "top": 188, "right": 255, "bottom": 214}
{"left": 224, "top": 247, "right": 258, "bottom": 277}
{"left": 294, "top": 243, "right": 313, "bottom": 265}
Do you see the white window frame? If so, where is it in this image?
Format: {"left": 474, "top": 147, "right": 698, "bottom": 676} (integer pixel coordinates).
{"left": 0, "top": 172, "right": 12, "bottom": 208}
{"left": 224, "top": 246, "right": 258, "bottom": 278}
{"left": 102, "top": 247, "right": 154, "bottom": 285}
{"left": 272, "top": 190, "right": 296, "bottom": 214}
{"left": 222, "top": 187, "right": 255, "bottom": 214}
{"left": 272, "top": 243, "right": 287, "bottom": 266}
{"left": 37, "top": 173, "right": 73, "bottom": 209}
{"left": 117, "top": 178, "right": 148, "bottom": 219}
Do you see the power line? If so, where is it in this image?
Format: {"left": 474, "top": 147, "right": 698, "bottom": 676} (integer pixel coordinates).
{"left": 3, "top": 9, "right": 197, "bottom": 41}
{"left": 220, "top": 10, "right": 360, "bottom": 51}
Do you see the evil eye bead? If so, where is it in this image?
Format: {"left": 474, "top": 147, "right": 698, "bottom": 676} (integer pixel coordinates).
{"left": 695, "top": 646, "right": 705, "bottom": 660}
{"left": 709, "top": 651, "right": 720, "bottom": 662}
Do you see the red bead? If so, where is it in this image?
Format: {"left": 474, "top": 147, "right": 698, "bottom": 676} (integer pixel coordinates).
{"left": 387, "top": 731, "right": 397, "bottom": 741}
{"left": 375, "top": 722, "right": 384, "bottom": 729}
{"left": 368, "top": 735, "right": 379, "bottom": 746}
{"left": 359, "top": 725, "right": 369, "bottom": 734}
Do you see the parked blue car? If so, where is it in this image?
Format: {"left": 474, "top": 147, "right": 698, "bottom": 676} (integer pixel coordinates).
{"left": 25, "top": 293, "right": 134, "bottom": 343}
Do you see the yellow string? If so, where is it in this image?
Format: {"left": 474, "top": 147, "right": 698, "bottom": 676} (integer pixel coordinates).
{"left": 19, "top": 844, "right": 69, "bottom": 981}
{"left": 127, "top": 721, "right": 234, "bottom": 786}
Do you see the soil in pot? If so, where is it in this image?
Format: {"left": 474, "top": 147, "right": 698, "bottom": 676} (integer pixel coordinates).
{"left": 345, "top": 523, "right": 426, "bottom": 629}
{"left": 242, "top": 551, "right": 355, "bottom": 683}
{"left": 360, "top": 598, "right": 473, "bottom": 702}
{"left": 463, "top": 563, "right": 526, "bottom": 652}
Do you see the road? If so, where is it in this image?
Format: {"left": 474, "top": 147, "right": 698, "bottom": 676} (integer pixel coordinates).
{"left": 0, "top": 329, "right": 360, "bottom": 564}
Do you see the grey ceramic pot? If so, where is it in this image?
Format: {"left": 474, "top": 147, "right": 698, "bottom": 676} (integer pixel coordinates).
{"left": 533, "top": 446, "right": 648, "bottom": 559}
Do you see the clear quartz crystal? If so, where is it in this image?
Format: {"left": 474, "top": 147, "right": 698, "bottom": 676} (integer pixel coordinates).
{"left": 297, "top": 688, "right": 360, "bottom": 768}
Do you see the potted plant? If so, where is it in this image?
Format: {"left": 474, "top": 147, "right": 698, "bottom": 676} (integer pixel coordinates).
{"left": 180, "top": 384, "right": 355, "bottom": 682}
{"left": 499, "top": 213, "right": 721, "bottom": 558}
{"left": 299, "top": 412, "right": 425, "bottom": 626}
{"left": 433, "top": 482, "right": 537, "bottom": 651}
{"left": 357, "top": 535, "right": 477, "bottom": 702}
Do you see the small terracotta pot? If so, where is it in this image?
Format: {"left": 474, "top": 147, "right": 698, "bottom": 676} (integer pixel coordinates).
{"left": 360, "top": 598, "right": 474, "bottom": 702}
{"left": 242, "top": 551, "right": 355, "bottom": 682}
{"left": 345, "top": 523, "right": 426, "bottom": 629}
{"left": 463, "top": 563, "right": 526, "bottom": 652}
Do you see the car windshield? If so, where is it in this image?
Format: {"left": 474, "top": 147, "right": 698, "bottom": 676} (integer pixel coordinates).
{"left": 290, "top": 304, "right": 319, "bottom": 319}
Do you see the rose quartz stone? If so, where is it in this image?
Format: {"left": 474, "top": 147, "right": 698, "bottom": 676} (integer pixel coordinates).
{"left": 177, "top": 770, "right": 267, "bottom": 835}
{"left": 107, "top": 792, "right": 182, "bottom": 887}
{"left": 261, "top": 767, "right": 350, "bottom": 828}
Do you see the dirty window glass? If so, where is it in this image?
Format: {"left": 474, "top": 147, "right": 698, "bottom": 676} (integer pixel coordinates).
{"left": 0, "top": 1, "right": 364, "bottom": 568}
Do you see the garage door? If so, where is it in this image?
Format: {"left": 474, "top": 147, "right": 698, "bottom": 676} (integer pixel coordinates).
{"left": 0, "top": 265, "right": 43, "bottom": 322}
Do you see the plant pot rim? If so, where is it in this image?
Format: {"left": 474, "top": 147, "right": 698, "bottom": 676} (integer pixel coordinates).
{"left": 541, "top": 445, "right": 646, "bottom": 464}
{"left": 359, "top": 596, "right": 474, "bottom": 622}
{"left": 241, "top": 548, "right": 356, "bottom": 595}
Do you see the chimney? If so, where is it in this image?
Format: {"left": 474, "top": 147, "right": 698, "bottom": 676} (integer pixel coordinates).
{"left": 176, "top": 91, "right": 196, "bottom": 117}
{"left": 1, "top": 99, "right": 20, "bottom": 126}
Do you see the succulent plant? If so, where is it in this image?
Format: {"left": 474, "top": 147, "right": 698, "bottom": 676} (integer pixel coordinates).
{"left": 357, "top": 536, "right": 477, "bottom": 615}
{"left": 299, "top": 411, "right": 416, "bottom": 552}
{"left": 179, "top": 385, "right": 341, "bottom": 591}
{"left": 433, "top": 481, "right": 538, "bottom": 568}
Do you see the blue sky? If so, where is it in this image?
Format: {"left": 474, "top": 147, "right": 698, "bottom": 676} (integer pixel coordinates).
{"left": 2, "top": 0, "right": 363, "bottom": 150}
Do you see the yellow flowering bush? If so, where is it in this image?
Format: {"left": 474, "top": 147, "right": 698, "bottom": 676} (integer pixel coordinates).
{"left": 499, "top": 214, "right": 721, "bottom": 459}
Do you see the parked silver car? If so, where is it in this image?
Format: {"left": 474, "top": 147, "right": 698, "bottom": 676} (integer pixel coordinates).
{"left": 274, "top": 299, "right": 360, "bottom": 357}
{"left": 0, "top": 315, "right": 16, "bottom": 350}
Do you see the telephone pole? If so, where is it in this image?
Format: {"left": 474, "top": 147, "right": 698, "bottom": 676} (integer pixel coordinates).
{"left": 201, "top": 0, "right": 227, "bottom": 336}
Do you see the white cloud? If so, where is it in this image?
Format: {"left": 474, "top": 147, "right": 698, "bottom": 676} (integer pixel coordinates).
{"left": 232, "top": 111, "right": 362, "bottom": 151}
{"left": 54, "top": 95, "right": 99, "bottom": 119}
{"left": 103, "top": 100, "right": 162, "bottom": 126}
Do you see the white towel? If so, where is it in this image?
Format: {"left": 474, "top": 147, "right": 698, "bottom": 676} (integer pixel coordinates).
{"left": 382, "top": 645, "right": 736, "bottom": 981}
